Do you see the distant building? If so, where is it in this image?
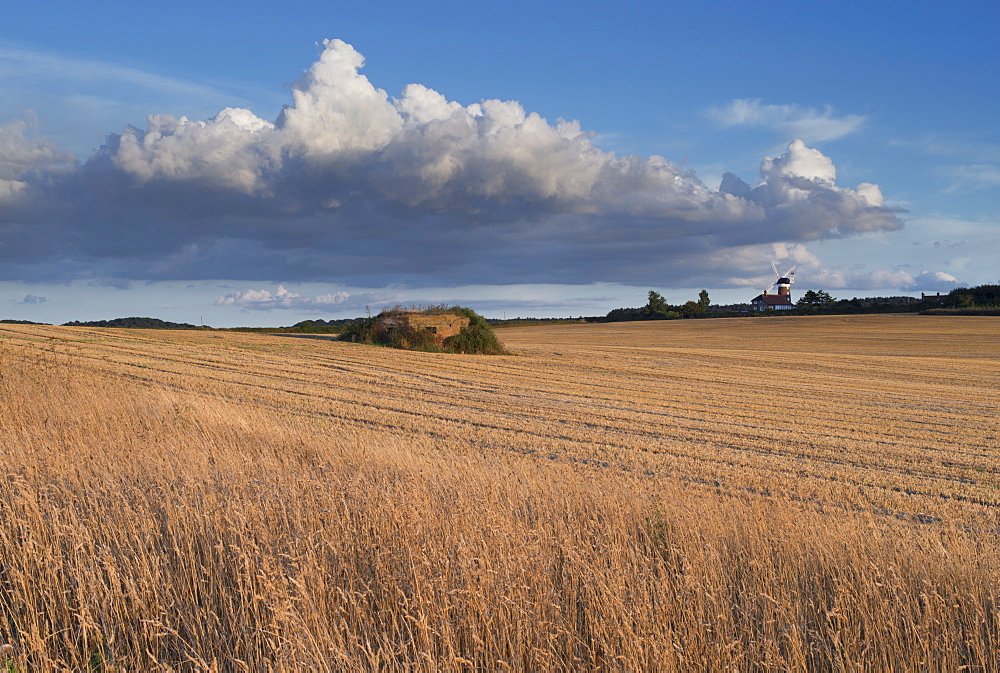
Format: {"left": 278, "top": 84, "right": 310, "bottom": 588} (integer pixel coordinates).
{"left": 750, "top": 274, "right": 795, "bottom": 311}
{"left": 921, "top": 292, "right": 945, "bottom": 303}
{"left": 750, "top": 293, "right": 795, "bottom": 311}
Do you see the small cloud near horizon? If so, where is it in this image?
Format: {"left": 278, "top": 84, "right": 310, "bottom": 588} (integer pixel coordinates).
{"left": 217, "top": 285, "right": 349, "bottom": 311}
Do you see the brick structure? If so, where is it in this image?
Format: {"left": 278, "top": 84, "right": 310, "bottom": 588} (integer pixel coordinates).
{"left": 376, "top": 312, "right": 470, "bottom": 346}
{"left": 750, "top": 292, "right": 795, "bottom": 311}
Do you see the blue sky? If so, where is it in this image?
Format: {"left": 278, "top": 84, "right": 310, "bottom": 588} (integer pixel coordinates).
{"left": 1, "top": 0, "right": 997, "bottom": 326}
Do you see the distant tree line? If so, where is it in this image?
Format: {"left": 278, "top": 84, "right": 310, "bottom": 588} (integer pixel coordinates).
{"left": 794, "top": 285, "right": 1000, "bottom": 315}
{"left": 62, "top": 317, "right": 204, "bottom": 329}
{"left": 284, "top": 319, "right": 354, "bottom": 334}
{"left": 794, "top": 293, "right": 922, "bottom": 314}
{"left": 57, "top": 317, "right": 356, "bottom": 333}
{"left": 488, "top": 317, "right": 593, "bottom": 327}
{"left": 938, "top": 285, "right": 1000, "bottom": 308}
{"left": 603, "top": 290, "right": 712, "bottom": 322}
{"left": 600, "top": 284, "right": 1000, "bottom": 323}
{"left": 25, "top": 285, "right": 1000, "bottom": 331}
{"left": 917, "top": 285, "right": 1000, "bottom": 315}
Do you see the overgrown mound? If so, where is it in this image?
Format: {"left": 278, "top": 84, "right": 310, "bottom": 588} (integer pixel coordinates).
{"left": 340, "top": 306, "right": 509, "bottom": 355}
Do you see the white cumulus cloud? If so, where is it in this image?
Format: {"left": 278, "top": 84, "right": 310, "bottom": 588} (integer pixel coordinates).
{"left": 719, "top": 140, "right": 901, "bottom": 239}
{"left": 0, "top": 40, "right": 903, "bottom": 291}
{"left": 276, "top": 39, "right": 403, "bottom": 158}
{"left": 0, "top": 117, "right": 74, "bottom": 202}
{"left": 909, "top": 270, "right": 959, "bottom": 291}
{"left": 107, "top": 110, "right": 278, "bottom": 193}
{"left": 806, "top": 268, "right": 960, "bottom": 292}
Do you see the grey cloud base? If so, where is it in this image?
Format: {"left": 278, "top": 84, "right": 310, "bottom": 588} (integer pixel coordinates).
{"left": 1, "top": 39, "right": 902, "bottom": 289}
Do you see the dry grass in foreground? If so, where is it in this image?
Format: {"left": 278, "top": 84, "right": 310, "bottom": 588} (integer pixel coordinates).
{"left": 1, "top": 315, "right": 999, "bottom": 670}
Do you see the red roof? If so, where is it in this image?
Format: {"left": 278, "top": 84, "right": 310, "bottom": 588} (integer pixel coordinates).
{"left": 751, "top": 293, "right": 793, "bottom": 307}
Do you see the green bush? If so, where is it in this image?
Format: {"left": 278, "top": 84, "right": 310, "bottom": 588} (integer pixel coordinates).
{"left": 387, "top": 324, "right": 440, "bottom": 352}
{"left": 338, "top": 317, "right": 378, "bottom": 344}
{"left": 445, "top": 325, "right": 507, "bottom": 355}
{"left": 444, "top": 307, "right": 510, "bottom": 355}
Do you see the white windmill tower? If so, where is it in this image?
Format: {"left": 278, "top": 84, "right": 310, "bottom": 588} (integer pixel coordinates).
{"left": 764, "top": 262, "right": 797, "bottom": 300}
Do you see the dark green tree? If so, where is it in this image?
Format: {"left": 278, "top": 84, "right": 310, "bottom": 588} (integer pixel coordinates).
{"left": 797, "top": 290, "right": 835, "bottom": 306}
{"left": 681, "top": 301, "right": 702, "bottom": 318}
{"left": 645, "top": 290, "right": 670, "bottom": 317}
{"left": 944, "top": 285, "right": 999, "bottom": 308}
{"left": 698, "top": 290, "right": 710, "bottom": 312}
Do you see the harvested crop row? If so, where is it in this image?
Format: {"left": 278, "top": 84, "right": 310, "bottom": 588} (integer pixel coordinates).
{"left": 1, "top": 315, "right": 998, "bottom": 669}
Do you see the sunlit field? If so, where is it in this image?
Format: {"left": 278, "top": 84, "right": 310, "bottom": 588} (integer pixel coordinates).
{"left": 1, "top": 315, "right": 998, "bottom": 670}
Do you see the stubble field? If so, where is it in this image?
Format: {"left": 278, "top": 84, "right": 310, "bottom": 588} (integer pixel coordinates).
{"left": 1, "top": 314, "right": 998, "bottom": 670}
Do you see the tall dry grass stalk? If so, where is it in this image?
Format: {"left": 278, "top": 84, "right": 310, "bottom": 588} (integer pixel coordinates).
{"left": 1, "top": 317, "right": 998, "bottom": 669}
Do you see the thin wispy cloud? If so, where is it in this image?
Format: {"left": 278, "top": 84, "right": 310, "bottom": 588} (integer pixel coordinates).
{"left": 889, "top": 133, "right": 1000, "bottom": 164}
{"left": 0, "top": 39, "right": 262, "bottom": 158}
{"left": 708, "top": 99, "right": 866, "bottom": 143}
{"left": 0, "top": 40, "right": 234, "bottom": 102}
{"left": 940, "top": 163, "right": 1000, "bottom": 193}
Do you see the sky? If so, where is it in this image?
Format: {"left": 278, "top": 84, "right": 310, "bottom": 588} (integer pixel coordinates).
{"left": 1, "top": 0, "right": 997, "bottom": 326}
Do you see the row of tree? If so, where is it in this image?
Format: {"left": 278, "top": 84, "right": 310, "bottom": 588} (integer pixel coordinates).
{"left": 946, "top": 285, "right": 999, "bottom": 308}
{"left": 604, "top": 290, "right": 711, "bottom": 321}
{"left": 62, "top": 317, "right": 203, "bottom": 329}
{"left": 792, "top": 285, "right": 999, "bottom": 314}
{"left": 602, "top": 284, "right": 999, "bottom": 322}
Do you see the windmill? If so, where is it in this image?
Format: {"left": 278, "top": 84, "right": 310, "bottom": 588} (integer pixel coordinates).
{"left": 763, "top": 262, "right": 797, "bottom": 299}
